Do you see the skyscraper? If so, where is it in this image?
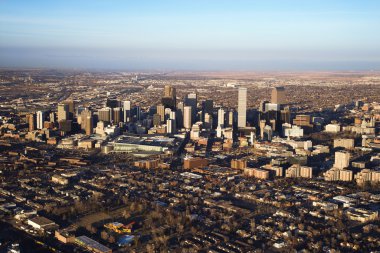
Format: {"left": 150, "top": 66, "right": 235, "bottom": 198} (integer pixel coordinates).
{"left": 202, "top": 100, "right": 213, "bottom": 115}
{"left": 183, "top": 106, "right": 192, "bottom": 129}
{"left": 66, "top": 99, "right": 75, "bottom": 116}
{"left": 156, "top": 104, "right": 165, "bottom": 123}
{"left": 27, "top": 113, "right": 37, "bottom": 132}
{"left": 85, "top": 115, "right": 93, "bottom": 135}
{"left": 123, "top": 100, "right": 131, "bottom": 123}
{"left": 238, "top": 88, "right": 247, "bottom": 128}
{"left": 185, "top": 93, "right": 197, "bottom": 121}
{"left": 98, "top": 107, "right": 112, "bottom": 123}
{"left": 271, "top": 86, "right": 285, "bottom": 105}
{"left": 57, "top": 103, "right": 69, "bottom": 122}
{"left": 135, "top": 106, "right": 141, "bottom": 121}
{"left": 36, "top": 111, "right": 45, "bottom": 130}
{"left": 113, "top": 107, "right": 122, "bottom": 123}
{"left": 80, "top": 109, "right": 92, "bottom": 131}
{"left": 166, "top": 119, "right": 176, "bottom": 134}
{"left": 226, "top": 110, "right": 234, "bottom": 127}
{"left": 106, "top": 98, "right": 119, "bottom": 108}
{"left": 176, "top": 102, "right": 184, "bottom": 129}
{"left": 217, "top": 108, "right": 225, "bottom": 127}
{"left": 59, "top": 99, "right": 75, "bottom": 120}
{"left": 162, "top": 85, "right": 176, "bottom": 109}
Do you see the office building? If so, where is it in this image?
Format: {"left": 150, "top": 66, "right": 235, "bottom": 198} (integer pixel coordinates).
{"left": 176, "top": 102, "right": 184, "bottom": 129}
{"left": 183, "top": 106, "right": 192, "bottom": 129}
{"left": 98, "top": 107, "right": 112, "bottom": 123}
{"left": 280, "top": 107, "right": 291, "bottom": 124}
{"left": 113, "top": 107, "right": 122, "bottom": 124}
{"left": 217, "top": 108, "right": 225, "bottom": 127}
{"left": 36, "top": 111, "right": 45, "bottom": 130}
{"left": 57, "top": 103, "right": 69, "bottom": 122}
{"left": 123, "top": 100, "right": 131, "bottom": 123}
{"left": 202, "top": 100, "right": 213, "bottom": 120}
{"left": 293, "top": 115, "right": 312, "bottom": 127}
{"left": 106, "top": 98, "right": 119, "bottom": 108}
{"left": 271, "top": 86, "right": 285, "bottom": 104}
{"left": 27, "top": 113, "right": 37, "bottom": 132}
{"left": 226, "top": 110, "right": 234, "bottom": 127}
{"left": 135, "top": 106, "right": 141, "bottom": 121}
{"left": 156, "top": 104, "right": 165, "bottom": 123}
{"left": 85, "top": 115, "right": 93, "bottom": 135}
{"left": 259, "top": 100, "right": 269, "bottom": 112}
{"left": 238, "top": 87, "right": 247, "bottom": 128}
{"left": 162, "top": 85, "right": 176, "bottom": 109}
{"left": 185, "top": 93, "right": 197, "bottom": 121}
{"left": 166, "top": 119, "right": 176, "bottom": 134}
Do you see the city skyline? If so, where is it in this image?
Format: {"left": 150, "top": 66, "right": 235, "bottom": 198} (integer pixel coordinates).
{"left": 1, "top": 0, "right": 380, "bottom": 70}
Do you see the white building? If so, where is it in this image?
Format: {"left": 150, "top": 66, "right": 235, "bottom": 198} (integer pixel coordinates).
{"left": 237, "top": 87, "right": 247, "bottom": 128}
{"left": 183, "top": 106, "right": 192, "bottom": 130}
{"left": 334, "top": 151, "right": 350, "bottom": 169}
{"left": 36, "top": 111, "right": 45, "bottom": 130}
{"left": 217, "top": 108, "right": 225, "bottom": 127}
{"left": 325, "top": 124, "right": 341, "bottom": 133}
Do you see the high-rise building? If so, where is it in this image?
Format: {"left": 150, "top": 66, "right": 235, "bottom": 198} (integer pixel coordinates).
{"left": 164, "top": 85, "right": 175, "bottom": 98}
{"left": 263, "top": 125, "right": 273, "bottom": 141}
{"left": 113, "top": 107, "right": 122, "bottom": 124}
{"left": 271, "top": 86, "right": 285, "bottom": 104}
{"left": 334, "top": 151, "right": 350, "bottom": 169}
{"left": 98, "top": 107, "right": 112, "bottom": 123}
{"left": 134, "top": 106, "right": 142, "bottom": 121}
{"left": 185, "top": 93, "right": 197, "bottom": 121}
{"left": 183, "top": 106, "right": 192, "bottom": 129}
{"left": 217, "top": 108, "right": 225, "bottom": 127}
{"left": 176, "top": 102, "right": 184, "bottom": 129}
{"left": 80, "top": 109, "right": 92, "bottom": 131}
{"left": 57, "top": 103, "right": 69, "bottom": 122}
{"left": 36, "top": 111, "right": 45, "bottom": 130}
{"left": 106, "top": 98, "right": 119, "bottom": 108}
{"left": 238, "top": 88, "right": 247, "bottom": 128}
{"left": 58, "top": 99, "right": 75, "bottom": 120}
{"left": 49, "top": 112, "right": 56, "bottom": 123}
{"left": 202, "top": 100, "right": 213, "bottom": 118}
{"left": 123, "top": 100, "right": 131, "bottom": 123}
{"left": 204, "top": 113, "right": 213, "bottom": 129}
{"left": 85, "top": 115, "right": 93, "bottom": 135}
{"left": 226, "top": 110, "right": 234, "bottom": 127}
{"left": 162, "top": 85, "right": 176, "bottom": 109}
{"left": 156, "top": 104, "right": 165, "bottom": 123}
{"left": 293, "top": 115, "right": 312, "bottom": 127}
{"left": 259, "top": 100, "right": 268, "bottom": 112}
{"left": 169, "top": 111, "right": 176, "bottom": 120}
{"left": 280, "top": 107, "right": 291, "bottom": 124}
{"left": 153, "top": 114, "right": 161, "bottom": 126}
{"left": 166, "top": 119, "right": 176, "bottom": 134}
{"left": 58, "top": 119, "right": 72, "bottom": 135}
{"left": 27, "top": 113, "right": 37, "bottom": 132}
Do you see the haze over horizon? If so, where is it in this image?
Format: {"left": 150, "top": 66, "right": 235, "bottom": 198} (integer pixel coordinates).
{"left": 1, "top": 0, "right": 380, "bottom": 71}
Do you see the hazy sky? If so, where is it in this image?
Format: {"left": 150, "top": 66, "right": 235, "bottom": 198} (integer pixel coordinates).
{"left": 1, "top": 0, "right": 380, "bottom": 71}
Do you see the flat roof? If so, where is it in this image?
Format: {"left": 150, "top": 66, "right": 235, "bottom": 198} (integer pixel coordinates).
{"left": 76, "top": 236, "right": 111, "bottom": 253}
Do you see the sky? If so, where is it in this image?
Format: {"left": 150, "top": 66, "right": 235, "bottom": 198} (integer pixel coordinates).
{"left": 1, "top": 0, "right": 380, "bottom": 71}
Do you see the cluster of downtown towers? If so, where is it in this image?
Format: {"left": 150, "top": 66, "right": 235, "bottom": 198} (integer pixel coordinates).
{"left": 30, "top": 85, "right": 287, "bottom": 138}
